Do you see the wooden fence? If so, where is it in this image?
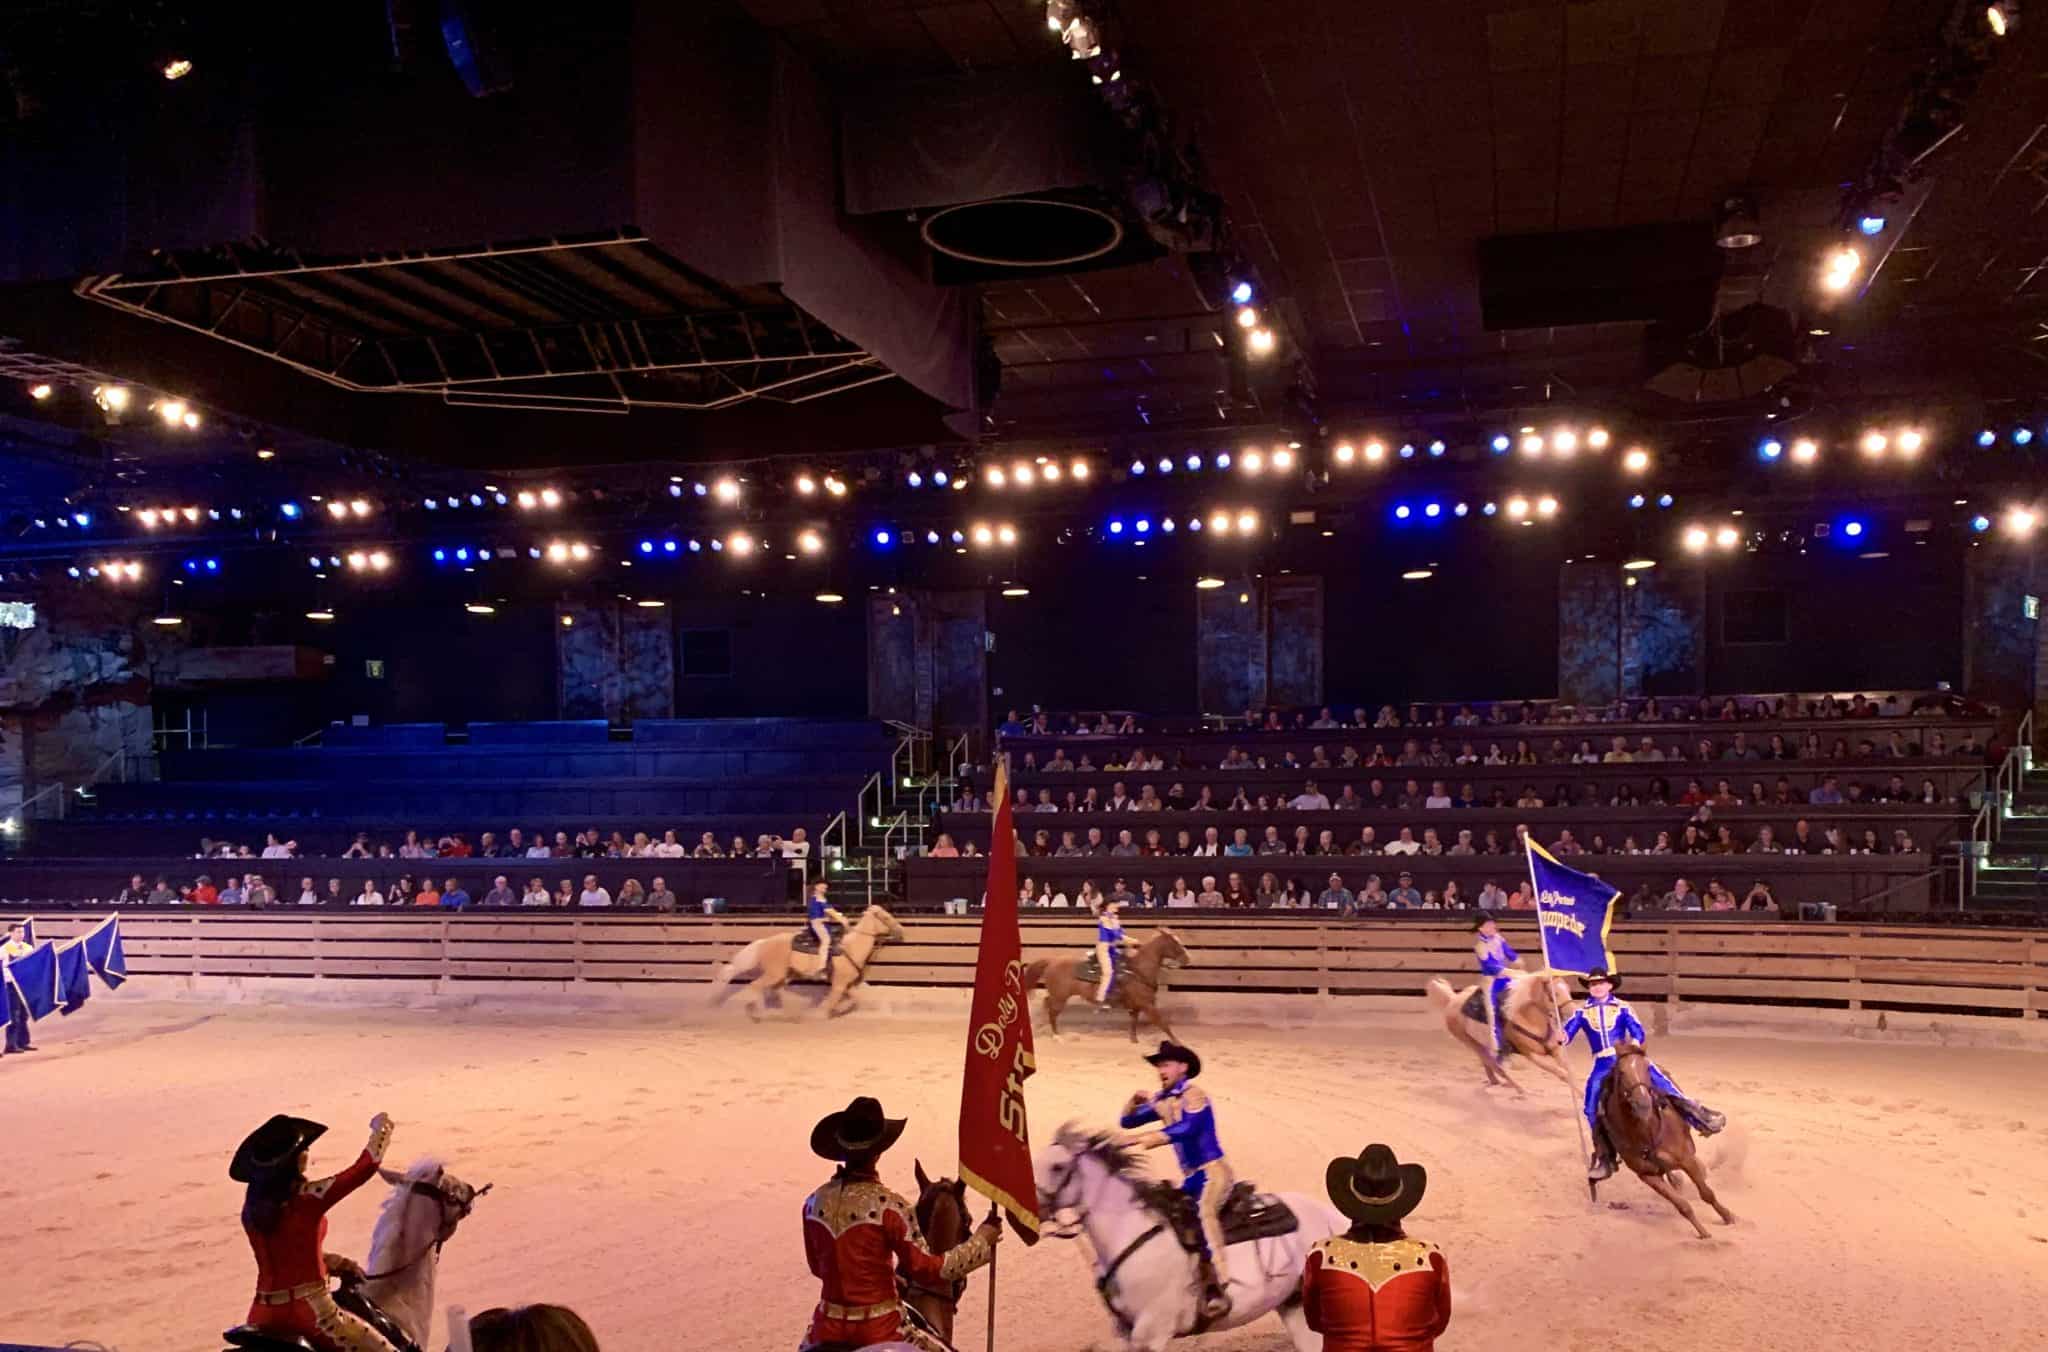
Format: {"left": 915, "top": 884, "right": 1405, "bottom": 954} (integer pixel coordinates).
{"left": 25, "top": 913, "right": 2044, "bottom": 1019}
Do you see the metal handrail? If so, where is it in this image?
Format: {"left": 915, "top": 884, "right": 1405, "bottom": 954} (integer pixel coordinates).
{"left": 294, "top": 726, "right": 328, "bottom": 747}
{"left": 873, "top": 811, "right": 910, "bottom": 903}
{"left": 944, "top": 733, "right": 970, "bottom": 785}
{"left": 855, "top": 771, "right": 882, "bottom": 849}
{"left": 821, "top": 810, "right": 847, "bottom": 881}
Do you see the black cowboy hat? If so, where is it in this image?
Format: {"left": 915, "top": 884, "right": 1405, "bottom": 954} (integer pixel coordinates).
{"left": 1580, "top": 969, "right": 1622, "bottom": 992}
{"left": 1142, "top": 1040, "right": 1201, "bottom": 1079}
{"left": 230, "top": 1114, "right": 327, "bottom": 1182}
{"left": 810, "top": 1096, "right": 908, "bottom": 1162}
{"left": 1325, "top": 1143, "right": 1428, "bottom": 1225}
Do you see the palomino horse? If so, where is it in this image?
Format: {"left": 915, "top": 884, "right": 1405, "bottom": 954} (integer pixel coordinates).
{"left": 1035, "top": 1124, "right": 1345, "bottom": 1352}
{"left": 1023, "top": 928, "right": 1191, "bottom": 1042}
{"left": 1600, "top": 1042, "right": 1736, "bottom": 1240}
{"left": 1425, "top": 969, "right": 1574, "bottom": 1093}
{"left": 712, "top": 903, "right": 905, "bottom": 1019}
{"left": 903, "top": 1161, "right": 974, "bottom": 1351}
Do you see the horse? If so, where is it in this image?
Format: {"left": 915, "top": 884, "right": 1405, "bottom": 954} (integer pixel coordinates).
{"left": 1023, "top": 929, "right": 1192, "bottom": 1043}
{"left": 224, "top": 1159, "right": 487, "bottom": 1352}
{"left": 1599, "top": 1042, "right": 1735, "bottom": 1240}
{"left": 903, "top": 1161, "right": 973, "bottom": 1351}
{"left": 1034, "top": 1124, "right": 1346, "bottom": 1352}
{"left": 711, "top": 903, "right": 905, "bottom": 1019}
{"left": 1425, "top": 969, "right": 1574, "bottom": 1094}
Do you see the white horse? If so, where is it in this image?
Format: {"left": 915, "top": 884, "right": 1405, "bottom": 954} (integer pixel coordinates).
{"left": 1035, "top": 1124, "right": 1346, "bottom": 1352}
{"left": 344, "top": 1160, "right": 488, "bottom": 1352}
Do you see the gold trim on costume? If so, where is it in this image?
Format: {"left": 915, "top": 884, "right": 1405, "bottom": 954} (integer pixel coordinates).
{"left": 1311, "top": 1235, "right": 1440, "bottom": 1291}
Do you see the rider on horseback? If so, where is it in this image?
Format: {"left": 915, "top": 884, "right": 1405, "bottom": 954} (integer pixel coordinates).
{"left": 231, "top": 1111, "right": 397, "bottom": 1352}
{"left": 807, "top": 881, "right": 847, "bottom": 959}
{"left": 1091, "top": 897, "right": 1136, "bottom": 1005}
{"left": 1119, "top": 1041, "right": 1233, "bottom": 1323}
{"left": 1564, "top": 970, "right": 1726, "bottom": 1181}
{"left": 800, "top": 1096, "right": 1001, "bottom": 1351}
{"left": 1472, "top": 916, "right": 1523, "bottom": 1058}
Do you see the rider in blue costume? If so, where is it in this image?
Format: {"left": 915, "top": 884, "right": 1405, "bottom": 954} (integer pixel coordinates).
{"left": 1091, "top": 897, "right": 1135, "bottom": 1005}
{"left": 1563, "top": 969, "right": 1725, "bottom": 1180}
{"left": 1120, "top": 1041, "right": 1233, "bottom": 1322}
{"left": 1471, "top": 915, "right": 1523, "bottom": 1058}
{"left": 806, "top": 880, "right": 847, "bottom": 959}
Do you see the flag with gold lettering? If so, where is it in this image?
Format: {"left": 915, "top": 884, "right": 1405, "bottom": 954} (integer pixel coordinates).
{"left": 957, "top": 755, "right": 1040, "bottom": 1242}
{"left": 1526, "top": 837, "right": 1620, "bottom": 976}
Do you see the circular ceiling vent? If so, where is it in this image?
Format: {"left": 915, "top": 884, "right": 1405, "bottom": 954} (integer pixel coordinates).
{"left": 920, "top": 198, "right": 1124, "bottom": 269}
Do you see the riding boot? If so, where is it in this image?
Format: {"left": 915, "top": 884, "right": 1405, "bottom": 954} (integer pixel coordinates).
{"left": 1587, "top": 1125, "right": 1618, "bottom": 1181}
{"left": 1673, "top": 1095, "right": 1726, "bottom": 1134}
{"left": 1197, "top": 1258, "right": 1232, "bottom": 1321}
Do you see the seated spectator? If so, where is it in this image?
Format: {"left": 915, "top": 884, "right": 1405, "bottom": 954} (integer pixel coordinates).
{"left": 1255, "top": 872, "right": 1286, "bottom": 908}
{"left": 1704, "top": 881, "right": 1737, "bottom": 911}
{"left": 553, "top": 879, "right": 576, "bottom": 906}
{"left": 1256, "top": 825, "right": 1287, "bottom": 855}
{"left": 1035, "top": 788, "right": 1059, "bottom": 813}
{"left": 1082, "top": 827, "right": 1108, "bottom": 855}
{"left": 1190, "top": 826, "right": 1221, "bottom": 857}
{"left": 1476, "top": 879, "right": 1506, "bottom": 910}
{"left": 1387, "top": 871, "right": 1422, "bottom": 908}
{"left": 1106, "top": 781, "right": 1136, "bottom": 812}
{"left": 399, "top": 830, "right": 432, "bottom": 859}
{"left": 1741, "top": 881, "right": 1779, "bottom": 913}
{"left": 1350, "top": 825, "right": 1381, "bottom": 854}
{"left": 261, "top": 833, "right": 297, "bottom": 860}
{"left": 1318, "top": 872, "right": 1356, "bottom": 910}
{"left": 1334, "top": 783, "right": 1365, "bottom": 811}
{"left": 442, "top": 877, "right": 472, "bottom": 910}
{"left": 1290, "top": 780, "right": 1332, "bottom": 811}
{"left": 728, "top": 835, "right": 749, "bottom": 859}
{"left": 324, "top": 878, "right": 345, "bottom": 904}
{"left": 1419, "top": 827, "right": 1444, "bottom": 856}
{"left": 1424, "top": 779, "right": 1452, "bottom": 810}
{"left": 343, "top": 833, "right": 374, "bottom": 859}
{"left": 1355, "top": 875, "right": 1388, "bottom": 909}
{"left": 1028, "top": 828, "right": 1053, "bottom": 857}
{"left": 1749, "top": 825, "right": 1780, "bottom": 854}
{"left": 353, "top": 879, "right": 386, "bottom": 907}
{"left": 482, "top": 875, "right": 516, "bottom": 907}
{"left": 1110, "top": 829, "right": 1141, "bottom": 858}
{"left": 1225, "top": 828, "right": 1254, "bottom": 857}
{"left": 1166, "top": 876, "right": 1196, "bottom": 907}
{"left": 1222, "top": 872, "right": 1251, "bottom": 907}
{"left": 578, "top": 875, "right": 613, "bottom": 908}
{"left": 295, "top": 877, "right": 318, "bottom": 906}
{"left": 244, "top": 875, "right": 276, "bottom": 908}
{"left": 414, "top": 879, "right": 442, "bottom": 908}
{"left": 1197, "top": 875, "right": 1224, "bottom": 907}
{"left": 1662, "top": 878, "right": 1700, "bottom": 910}
{"left": 1710, "top": 779, "right": 1742, "bottom": 807}
{"left": 1678, "top": 778, "right": 1707, "bottom": 806}
{"left": 1514, "top": 784, "right": 1544, "bottom": 809}
{"left": 218, "top": 875, "right": 245, "bottom": 906}
{"left": 445, "top": 834, "right": 475, "bottom": 859}
{"left": 1634, "top": 736, "right": 1664, "bottom": 762}
{"left": 1447, "top": 829, "right": 1476, "bottom": 856}
{"left": 1891, "top": 827, "right": 1919, "bottom": 854}
{"left": 616, "top": 879, "right": 646, "bottom": 908}
{"left": 1709, "top": 824, "right": 1742, "bottom": 854}
{"left": 193, "top": 874, "right": 219, "bottom": 905}
{"left": 1551, "top": 829, "right": 1584, "bottom": 856}
{"left": 691, "top": 832, "right": 722, "bottom": 858}
{"left": 1397, "top": 778, "right": 1426, "bottom": 810}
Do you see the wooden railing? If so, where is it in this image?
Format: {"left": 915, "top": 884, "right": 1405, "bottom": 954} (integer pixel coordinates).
{"left": 24, "top": 914, "right": 2043, "bottom": 1020}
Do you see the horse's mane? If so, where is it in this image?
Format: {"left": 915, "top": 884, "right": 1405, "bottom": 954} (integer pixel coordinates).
{"left": 1053, "top": 1122, "right": 1147, "bottom": 1180}
{"left": 1503, "top": 969, "right": 1569, "bottom": 1019}
{"left": 367, "top": 1156, "right": 445, "bottom": 1261}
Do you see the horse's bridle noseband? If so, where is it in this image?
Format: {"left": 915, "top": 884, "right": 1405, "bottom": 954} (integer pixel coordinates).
{"left": 357, "top": 1178, "right": 492, "bottom": 1283}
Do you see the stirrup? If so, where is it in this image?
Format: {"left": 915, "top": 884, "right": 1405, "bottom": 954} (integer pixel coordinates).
{"left": 1587, "top": 1153, "right": 1617, "bottom": 1182}
{"left": 1202, "top": 1286, "right": 1233, "bottom": 1319}
{"left": 1690, "top": 1104, "right": 1727, "bottom": 1134}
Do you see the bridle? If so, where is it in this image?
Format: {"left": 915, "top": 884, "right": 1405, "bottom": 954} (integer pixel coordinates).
{"left": 357, "top": 1177, "right": 491, "bottom": 1284}
{"left": 1037, "top": 1141, "right": 1167, "bottom": 1337}
{"left": 901, "top": 1184, "right": 970, "bottom": 1310}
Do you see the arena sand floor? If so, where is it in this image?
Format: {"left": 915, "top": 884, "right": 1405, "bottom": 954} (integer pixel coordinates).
{"left": 6, "top": 997, "right": 2046, "bottom": 1352}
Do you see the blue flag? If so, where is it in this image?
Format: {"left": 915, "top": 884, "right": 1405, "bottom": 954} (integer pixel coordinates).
{"left": 56, "top": 941, "right": 91, "bottom": 1014}
{"left": 4, "top": 941, "right": 60, "bottom": 1020}
{"left": 1526, "top": 839, "right": 1620, "bottom": 977}
{"left": 82, "top": 915, "right": 128, "bottom": 990}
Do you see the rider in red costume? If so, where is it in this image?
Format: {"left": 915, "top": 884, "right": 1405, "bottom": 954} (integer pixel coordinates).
{"left": 233, "top": 1111, "right": 396, "bottom": 1352}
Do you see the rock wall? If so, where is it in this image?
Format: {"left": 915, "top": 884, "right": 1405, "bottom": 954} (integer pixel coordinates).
{"left": 0, "top": 592, "right": 162, "bottom": 816}
{"left": 554, "top": 600, "right": 676, "bottom": 722}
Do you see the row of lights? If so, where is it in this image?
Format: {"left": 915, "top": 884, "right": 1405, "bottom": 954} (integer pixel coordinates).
{"left": 1392, "top": 495, "right": 1560, "bottom": 522}
{"left": 985, "top": 459, "right": 1094, "bottom": 488}
{"left": 1485, "top": 426, "right": 1614, "bottom": 458}
{"left": 1106, "top": 509, "right": 1261, "bottom": 538}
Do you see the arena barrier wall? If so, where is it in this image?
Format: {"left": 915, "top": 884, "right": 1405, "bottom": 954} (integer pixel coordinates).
{"left": 18, "top": 914, "right": 2043, "bottom": 1020}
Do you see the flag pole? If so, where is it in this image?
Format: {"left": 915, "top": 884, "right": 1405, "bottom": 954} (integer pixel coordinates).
{"left": 985, "top": 1242, "right": 998, "bottom": 1351}
{"left": 1528, "top": 841, "right": 1596, "bottom": 1199}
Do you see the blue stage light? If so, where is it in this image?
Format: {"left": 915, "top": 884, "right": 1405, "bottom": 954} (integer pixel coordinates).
{"left": 1423, "top": 501, "right": 1442, "bottom": 518}
{"left": 1186, "top": 454, "right": 1202, "bottom": 471}
{"left": 424, "top": 497, "right": 439, "bottom": 510}
{"left": 67, "top": 566, "right": 80, "bottom": 578}
{"left": 926, "top": 530, "right": 940, "bottom": 544}
{"left": 1759, "top": 439, "right": 1783, "bottom": 460}
{"left": 432, "top": 549, "right": 447, "bottom": 563}
{"left": 907, "top": 472, "right": 923, "bottom": 488}
{"left": 1162, "top": 517, "right": 1176, "bottom": 532}
{"left": 1971, "top": 514, "right": 1993, "bottom": 533}
{"left": 1978, "top": 429, "right": 1998, "bottom": 447}
{"left": 1231, "top": 281, "right": 1253, "bottom": 304}
{"left": 468, "top": 494, "right": 483, "bottom": 507}
{"left": 1188, "top": 517, "right": 1203, "bottom": 532}
{"left": 1394, "top": 504, "right": 1412, "bottom": 521}
{"left": 1658, "top": 494, "right": 1674, "bottom": 508}
{"left": 1130, "top": 459, "right": 1146, "bottom": 475}
{"left": 1843, "top": 519, "right": 1865, "bottom": 538}
{"left": 1398, "top": 443, "right": 1415, "bottom": 459}
{"left": 1482, "top": 501, "right": 1498, "bottom": 516}
{"left": 668, "top": 483, "right": 683, "bottom": 498}
{"left": 1108, "top": 519, "right": 1124, "bottom": 535}
{"left": 710, "top": 538, "right": 723, "bottom": 551}
{"left": 1629, "top": 494, "right": 1646, "bottom": 508}
{"left": 183, "top": 559, "right": 197, "bottom": 573}
{"left": 456, "top": 547, "right": 470, "bottom": 562}
{"left": 1215, "top": 452, "right": 1232, "bottom": 469}
{"left": 446, "top": 496, "right": 460, "bottom": 509}
{"left": 493, "top": 492, "right": 508, "bottom": 506}
{"left": 281, "top": 502, "right": 302, "bottom": 519}
{"left": 693, "top": 482, "right": 708, "bottom": 496}
{"left": 951, "top": 530, "right": 965, "bottom": 544}
{"left": 1135, "top": 518, "right": 1151, "bottom": 534}
{"left": 73, "top": 511, "right": 90, "bottom": 527}
{"left": 2016, "top": 428, "right": 2034, "bottom": 445}
{"left": 934, "top": 470, "right": 950, "bottom": 486}
{"left": 205, "top": 558, "right": 218, "bottom": 572}
{"left": 1453, "top": 502, "right": 1469, "bottom": 518}
{"left": 1491, "top": 435, "right": 1510, "bottom": 454}
{"left": 639, "top": 540, "right": 654, "bottom": 555}
{"left": 1428, "top": 440, "right": 1446, "bottom": 457}
{"left": 1150, "top": 457, "right": 1167, "bottom": 474}
{"left": 874, "top": 528, "right": 894, "bottom": 548}
{"left": 1857, "top": 215, "right": 1886, "bottom": 237}
{"left": 663, "top": 539, "right": 678, "bottom": 554}
{"left": 688, "top": 539, "right": 702, "bottom": 552}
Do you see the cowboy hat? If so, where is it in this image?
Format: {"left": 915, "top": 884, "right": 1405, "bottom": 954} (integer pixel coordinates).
{"left": 230, "top": 1114, "right": 327, "bottom": 1182}
{"left": 809, "top": 1096, "right": 908, "bottom": 1162}
{"left": 1325, "top": 1143, "right": 1427, "bottom": 1225}
{"left": 1580, "top": 969, "right": 1622, "bottom": 992}
{"left": 1141, "top": 1040, "right": 1201, "bottom": 1079}
{"left": 1470, "top": 913, "right": 1498, "bottom": 931}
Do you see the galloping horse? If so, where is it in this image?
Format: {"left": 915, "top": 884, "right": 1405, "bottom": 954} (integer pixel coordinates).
{"left": 712, "top": 903, "right": 905, "bottom": 1019}
{"left": 1034, "top": 1124, "right": 1345, "bottom": 1352}
{"left": 1024, "top": 928, "right": 1191, "bottom": 1042}
{"left": 903, "top": 1161, "right": 973, "bottom": 1350}
{"left": 1425, "top": 969, "right": 1574, "bottom": 1093}
{"left": 1600, "top": 1042, "right": 1735, "bottom": 1240}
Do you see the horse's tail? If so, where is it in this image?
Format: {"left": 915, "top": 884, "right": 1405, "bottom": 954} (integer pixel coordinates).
{"left": 1021, "top": 958, "right": 1050, "bottom": 994}
{"left": 1424, "top": 977, "right": 1457, "bottom": 1014}
{"left": 713, "top": 938, "right": 767, "bottom": 993}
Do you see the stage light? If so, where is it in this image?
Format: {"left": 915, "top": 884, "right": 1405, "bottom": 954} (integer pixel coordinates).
{"left": 72, "top": 512, "right": 89, "bottom": 527}
{"left": 1790, "top": 438, "right": 1819, "bottom": 463}
{"left": 1162, "top": 517, "right": 1176, "bottom": 533}
{"left": 1014, "top": 463, "right": 1036, "bottom": 485}
{"left": 1842, "top": 519, "right": 1866, "bottom": 538}
{"left": 1857, "top": 214, "right": 1887, "bottom": 237}
{"left": 1453, "top": 502, "right": 1469, "bottom": 517}
{"left": 1209, "top": 510, "right": 1230, "bottom": 533}
{"left": 1187, "top": 517, "right": 1203, "bottom": 532}
{"left": 1231, "top": 281, "right": 1254, "bottom": 304}
{"left": 1069, "top": 461, "right": 1089, "bottom": 480}
{"left": 1490, "top": 435, "right": 1510, "bottom": 454}
{"left": 935, "top": 470, "right": 951, "bottom": 486}
{"left": 1821, "top": 245, "right": 1862, "bottom": 293}
{"left": 997, "top": 524, "right": 1017, "bottom": 545}
{"left": 465, "top": 493, "right": 481, "bottom": 508}
{"left": 1248, "top": 328, "right": 1276, "bottom": 356}
{"left": 1109, "top": 518, "right": 1124, "bottom": 536}
{"left": 2006, "top": 506, "right": 2040, "bottom": 537}
{"left": 1214, "top": 452, "right": 1232, "bottom": 470}
{"left": 987, "top": 466, "right": 1008, "bottom": 487}
{"left": 28, "top": 383, "right": 51, "bottom": 400}
{"left": 1157, "top": 457, "right": 1174, "bottom": 474}
{"left": 1241, "top": 450, "right": 1264, "bottom": 474}
{"left": 1972, "top": 514, "right": 1993, "bottom": 533}
{"left": 1519, "top": 433, "right": 1544, "bottom": 456}
{"left": 688, "top": 539, "right": 702, "bottom": 553}
{"left": 350, "top": 499, "right": 371, "bottom": 517}
{"left": 1423, "top": 501, "right": 1442, "bottom": 518}
{"left": 1394, "top": 503, "right": 1412, "bottom": 521}
{"left": 1758, "top": 439, "right": 1782, "bottom": 461}
{"left": 1184, "top": 453, "right": 1202, "bottom": 472}
{"left": 1536, "top": 496, "right": 1559, "bottom": 517}
{"left": 346, "top": 551, "right": 368, "bottom": 570}
{"left": 1552, "top": 428, "right": 1579, "bottom": 454}
{"left": 153, "top": 614, "right": 183, "bottom": 626}
{"left": 1273, "top": 448, "right": 1295, "bottom": 471}
{"left": 541, "top": 488, "right": 562, "bottom": 507}
{"left": 1235, "top": 510, "right": 1257, "bottom": 533}
{"left": 661, "top": 539, "right": 677, "bottom": 555}
{"left": 546, "top": 542, "right": 569, "bottom": 562}
{"left": 306, "top": 609, "right": 334, "bottom": 622}
{"left": 873, "top": 528, "right": 893, "bottom": 548}
{"left": 1657, "top": 493, "right": 1674, "bottom": 508}
{"left": 1235, "top": 306, "right": 1258, "bottom": 329}
{"left": 1629, "top": 494, "right": 1646, "bottom": 509}
{"left": 1128, "top": 459, "right": 1145, "bottom": 476}
{"left": 1482, "top": 501, "right": 1498, "bottom": 516}
{"left": 1135, "top": 518, "right": 1151, "bottom": 534}
{"left": 796, "top": 474, "right": 817, "bottom": 495}
{"left": 326, "top": 501, "right": 348, "bottom": 519}
{"left": 157, "top": 398, "right": 188, "bottom": 426}
{"left": 973, "top": 524, "right": 994, "bottom": 545}
{"left": 1896, "top": 428, "right": 1925, "bottom": 456}
{"left": 455, "top": 547, "right": 471, "bottom": 563}
{"left": 516, "top": 491, "right": 537, "bottom": 509}
{"left": 67, "top": 566, "right": 80, "bottom": 578}
{"left": 181, "top": 506, "right": 199, "bottom": 523}
{"left": 1505, "top": 497, "right": 1530, "bottom": 519}
{"left": 1398, "top": 443, "right": 1415, "bottom": 460}
{"left": 728, "top": 532, "right": 755, "bottom": 554}
{"left": 1624, "top": 558, "right": 1657, "bottom": 571}
{"left": 1861, "top": 430, "right": 1888, "bottom": 456}
{"left": 465, "top": 603, "right": 495, "bottom": 615}
{"left": 692, "top": 482, "right": 707, "bottom": 498}
{"left": 1042, "top": 463, "right": 1061, "bottom": 481}
{"left": 94, "top": 385, "right": 130, "bottom": 413}
{"left": 162, "top": 57, "right": 193, "bottom": 80}
{"left": 1715, "top": 525, "right": 1741, "bottom": 549}
{"left": 1978, "top": 429, "right": 1998, "bottom": 447}
{"left": 1428, "top": 439, "right": 1447, "bottom": 457}
{"left": 951, "top": 530, "right": 965, "bottom": 544}
{"left": 639, "top": 540, "right": 655, "bottom": 555}
{"left": 1684, "top": 526, "right": 1710, "bottom": 552}
{"left": 139, "top": 509, "right": 160, "bottom": 528}
{"left": 1196, "top": 576, "right": 1225, "bottom": 589}
{"left": 667, "top": 483, "right": 682, "bottom": 499}
{"left": 1990, "top": 3, "right": 2013, "bottom": 36}
{"left": 816, "top": 590, "right": 845, "bottom": 605}
{"left": 714, "top": 478, "right": 741, "bottom": 503}
{"left": 1333, "top": 443, "right": 1356, "bottom": 465}
{"left": 2018, "top": 428, "right": 2036, "bottom": 445}
{"left": 1401, "top": 569, "right": 1433, "bottom": 581}
{"left": 1587, "top": 428, "right": 1610, "bottom": 450}
{"left": 1364, "top": 441, "right": 1386, "bottom": 463}
{"left": 1623, "top": 447, "right": 1651, "bottom": 472}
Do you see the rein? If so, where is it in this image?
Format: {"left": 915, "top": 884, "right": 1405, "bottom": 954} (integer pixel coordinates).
{"left": 357, "top": 1180, "right": 489, "bottom": 1284}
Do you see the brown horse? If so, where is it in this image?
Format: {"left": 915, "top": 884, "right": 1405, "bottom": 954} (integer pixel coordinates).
{"left": 1023, "top": 928, "right": 1191, "bottom": 1042}
{"left": 905, "top": 1161, "right": 973, "bottom": 1350}
{"left": 710, "top": 903, "right": 905, "bottom": 1019}
{"left": 1600, "top": 1042, "right": 1735, "bottom": 1239}
{"left": 1425, "top": 971, "right": 1575, "bottom": 1094}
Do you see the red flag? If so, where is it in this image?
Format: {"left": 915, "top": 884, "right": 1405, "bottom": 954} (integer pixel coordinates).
{"left": 958, "top": 757, "right": 1040, "bottom": 1242}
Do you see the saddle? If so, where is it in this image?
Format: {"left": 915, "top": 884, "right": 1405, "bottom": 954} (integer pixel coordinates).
{"left": 222, "top": 1280, "right": 420, "bottom": 1352}
{"left": 791, "top": 927, "right": 846, "bottom": 959}
{"left": 1134, "top": 1179, "right": 1299, "bottom": 1252}
{"left": 1076, "top": 951, "right": 1105, "bottom": 984}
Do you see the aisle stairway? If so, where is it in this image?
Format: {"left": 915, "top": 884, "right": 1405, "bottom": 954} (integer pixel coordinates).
{"left": 1970, "top": 767, "right": 2048, "bottom": 910}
